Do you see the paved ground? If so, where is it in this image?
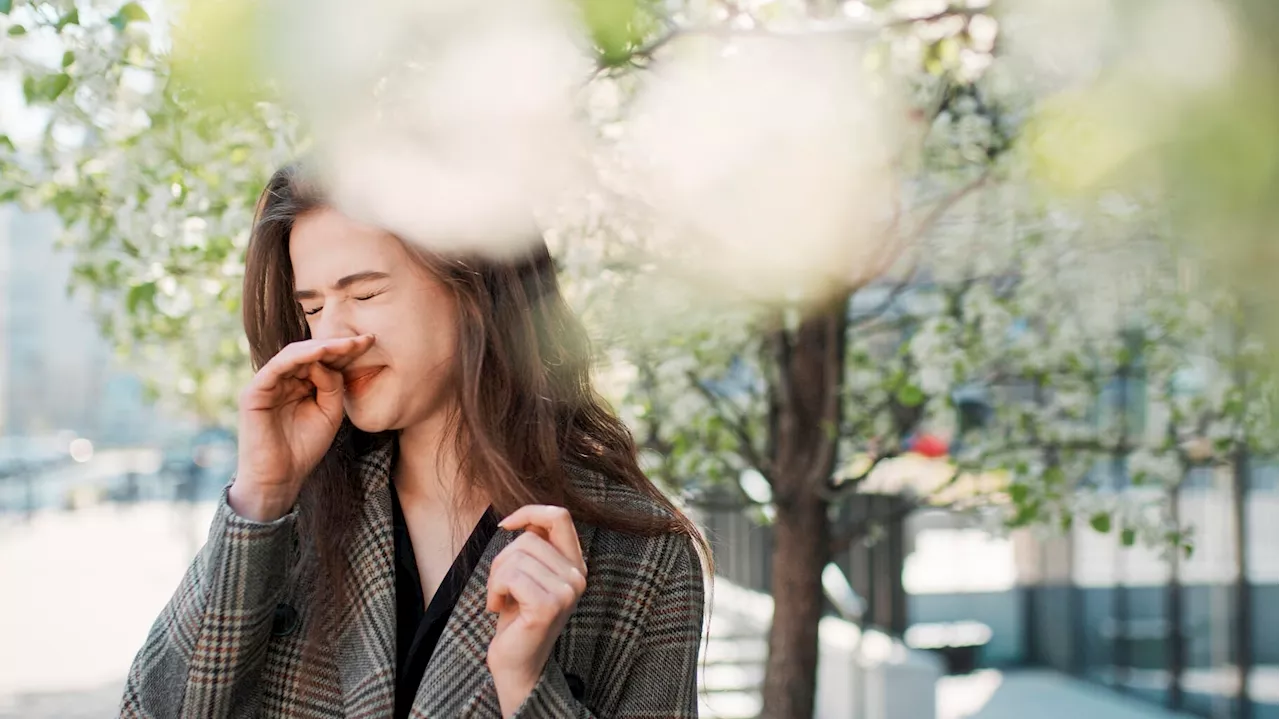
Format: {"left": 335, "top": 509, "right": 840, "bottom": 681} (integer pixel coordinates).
{"left": 938, "top": 670, "right": 1192, "bottom": 719}
{"left": 0, "top": 501, "right": 214, "bottom": 718}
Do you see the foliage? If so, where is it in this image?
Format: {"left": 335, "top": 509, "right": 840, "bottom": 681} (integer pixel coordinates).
{"left": 0, "top": 0, "right": 1274, "bottom": 542}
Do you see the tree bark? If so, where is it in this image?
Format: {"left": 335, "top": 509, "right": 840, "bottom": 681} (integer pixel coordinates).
{"left": 761, "top": 300, "right": 847, "bottom": 719}
{"left": 762, "top": 492, "right": 829, "bottom": 719}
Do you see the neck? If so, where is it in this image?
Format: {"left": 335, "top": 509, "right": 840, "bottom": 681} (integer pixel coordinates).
{"left": 394, "top": 409, "right": 480, "bottom": 511}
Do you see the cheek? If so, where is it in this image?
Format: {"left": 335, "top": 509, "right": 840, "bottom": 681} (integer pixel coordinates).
{"left": 379, "top": 315, "right": 458, "bottom": 373}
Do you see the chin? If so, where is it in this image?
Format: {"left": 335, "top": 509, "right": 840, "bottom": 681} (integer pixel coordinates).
{"left": 344, "top": 400, "right": 396, "bottom": 434}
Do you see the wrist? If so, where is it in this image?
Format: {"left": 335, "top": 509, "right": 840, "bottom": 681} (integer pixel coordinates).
{"left": 489, "top": 664, "right": 540, "bottom": 718}
{"left": 227, "top": 479, "right": 296, "bottom": 522}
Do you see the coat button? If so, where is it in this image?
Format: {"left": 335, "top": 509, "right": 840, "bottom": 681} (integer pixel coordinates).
{"left": 564, "top": 673, "right": 586, "bottom": 701}
{"left": 271, "top": 603, "right": 300, "bottom": 637}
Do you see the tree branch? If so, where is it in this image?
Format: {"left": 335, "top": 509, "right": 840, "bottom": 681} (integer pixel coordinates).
{"left": 803, "top": 300, "right": 851, "bottom": 488}
{"left": 827, "top": 494, "right": 927, "bottom": 557}
{"left": 687, "top": 370, "right": 773, "bottom": 479}
{"left": 848, "top": 274, "right": 917, "bottom": 331}
{"left": 605, "top": 6, "right": 989, "bottom": 70}
{"left": 822, "top": 449, "right": 901, "bottom": 493}
{"left": 906, "top": 171, "right": 991, "bottom": 246}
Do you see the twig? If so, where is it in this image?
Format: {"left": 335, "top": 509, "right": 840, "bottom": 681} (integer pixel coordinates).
{"left": 817, "top": 449, "right": 899, "bottom": 501}
{"left": 848, "top": 274, "right": 917, "bottom": 331}
{"left": 598, "top": 5, "right": 988, "bottom": 71}
{"left": 687, "top": 370, "right": 774, "bottom": 479}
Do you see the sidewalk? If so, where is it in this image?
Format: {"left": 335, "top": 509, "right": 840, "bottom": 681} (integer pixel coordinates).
{"left": 0, "top": 502, "right": 214, "bottom": 718}
{"left": 939, "top": 669, "right": 1193, "bottom": 719}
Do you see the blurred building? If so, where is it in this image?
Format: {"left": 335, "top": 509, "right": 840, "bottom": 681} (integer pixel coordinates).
{"left": 0, "top": 206, "right": 165, "bottom": 445}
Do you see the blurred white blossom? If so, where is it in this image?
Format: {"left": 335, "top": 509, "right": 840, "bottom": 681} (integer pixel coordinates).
{"left": 620, "top": 35, "right": 904, "bottom": 305}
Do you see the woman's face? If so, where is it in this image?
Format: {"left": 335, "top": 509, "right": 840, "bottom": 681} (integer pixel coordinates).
{"left": 289, "top": 207, "right": 459, "bottom": 433}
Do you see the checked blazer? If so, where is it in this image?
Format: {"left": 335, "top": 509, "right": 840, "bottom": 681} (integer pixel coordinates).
{"left": 120, "top": 438, "right": 706, "bottom": 718}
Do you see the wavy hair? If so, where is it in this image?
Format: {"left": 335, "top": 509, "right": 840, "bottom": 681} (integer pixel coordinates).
{"left": 241, "top": 164, "right": 706, "bottom": 639}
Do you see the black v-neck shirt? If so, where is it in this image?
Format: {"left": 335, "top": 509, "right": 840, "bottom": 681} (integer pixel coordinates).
{"left": 389, "top": 481, "right": 499, "bottom": 719}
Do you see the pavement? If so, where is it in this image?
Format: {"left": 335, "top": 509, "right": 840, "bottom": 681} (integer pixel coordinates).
{"left": 938, "top": 670, "right": 1193, "bottom": 719}
{"left": 0, "top": 501, "right": 215, "bottom": 718}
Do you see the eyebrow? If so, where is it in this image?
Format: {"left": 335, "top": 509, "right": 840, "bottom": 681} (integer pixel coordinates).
{"left": 293, "top": 271, "right": 390, "bottom": 301}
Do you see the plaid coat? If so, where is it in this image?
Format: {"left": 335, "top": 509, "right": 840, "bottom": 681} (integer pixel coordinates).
{"left": 120, "top": 439, "right": 705, "bottom": 718}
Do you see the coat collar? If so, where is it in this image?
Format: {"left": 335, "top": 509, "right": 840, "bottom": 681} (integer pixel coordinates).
{"left": 336, "top": 438, "right": 604, "bottom": 717}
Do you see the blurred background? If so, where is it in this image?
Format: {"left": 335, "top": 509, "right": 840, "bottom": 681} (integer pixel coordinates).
{"left": 0, "top": 0, "right": 1275, "bottom": 718}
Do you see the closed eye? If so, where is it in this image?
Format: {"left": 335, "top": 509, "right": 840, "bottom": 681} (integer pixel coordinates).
{"left": 300, "top": 288, "right": 385, "bottom": 317}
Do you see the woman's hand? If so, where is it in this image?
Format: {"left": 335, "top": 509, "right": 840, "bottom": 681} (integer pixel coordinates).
{"left": 228, "top": 335, "right": 375, "bottom": 521}
{"left": 486, "top": 505, "right": 588, "bottom": 717}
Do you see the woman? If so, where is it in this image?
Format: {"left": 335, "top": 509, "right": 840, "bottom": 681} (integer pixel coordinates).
{"left": 121, "top": 164, "right": 707, "bottom": 718}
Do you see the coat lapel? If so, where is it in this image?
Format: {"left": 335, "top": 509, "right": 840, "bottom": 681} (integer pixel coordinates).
{"left": 337, "top": 438, "right": 399, "bottom": 718}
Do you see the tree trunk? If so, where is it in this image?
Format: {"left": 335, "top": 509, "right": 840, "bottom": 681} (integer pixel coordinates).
{"left": 761, "top": 300, "right": 847, "bottom": 719}
{"left": 762, "top": 492, "right": 829, "bottom": 719}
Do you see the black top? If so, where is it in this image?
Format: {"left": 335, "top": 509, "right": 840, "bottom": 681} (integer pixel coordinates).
{"left": 390, "top": 481, "right": 499, "bottom": 719}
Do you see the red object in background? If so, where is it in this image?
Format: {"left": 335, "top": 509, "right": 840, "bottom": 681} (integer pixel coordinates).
{"left": 910, "top": 433, "right": 949, "bottom": 458}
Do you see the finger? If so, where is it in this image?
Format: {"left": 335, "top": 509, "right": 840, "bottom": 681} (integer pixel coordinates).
{"left": 495, "top": 549, "right": 579, "bottom": 607}
{"left": 317, "top": 338, "right": 375, "bottom": 371}
{"left": 243, "top": 374, "right": 311, "bottom": 412}
{"left": 501, "top": 532, "right": 586, "bottom": 591}
{"left": 256, "top": 336, "right": 373, "bottom": 390}
{"left": 492, "top": 569, "right": 560, "bottom": 623}
{"left": 499, "top": 505, "right": 585, "bottom": 572}
{"left": 487, "top": 564, "right": 525, "bottom": 614}
{"left": 486, "top": 578, "right": 510, "bottom": 614}
{"left": 306, "top": 362, "right": 345, "bottom": 418}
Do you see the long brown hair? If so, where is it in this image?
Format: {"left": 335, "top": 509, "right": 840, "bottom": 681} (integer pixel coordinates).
{"left": 242, "top": 164, "right": 705, "bottom": 628}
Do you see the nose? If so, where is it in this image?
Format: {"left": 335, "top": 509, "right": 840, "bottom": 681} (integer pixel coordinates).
{"left": 309, "top": 299, "right": 361, "bottom": 342}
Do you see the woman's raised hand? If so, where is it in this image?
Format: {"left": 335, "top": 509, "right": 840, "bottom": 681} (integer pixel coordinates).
{"left": 228, "top": 335, "right": 375, "bottom": 521}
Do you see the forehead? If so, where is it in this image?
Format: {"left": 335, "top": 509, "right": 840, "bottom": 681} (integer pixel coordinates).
{"left": 289, "top": 207, "right": 407, "bottom": 286}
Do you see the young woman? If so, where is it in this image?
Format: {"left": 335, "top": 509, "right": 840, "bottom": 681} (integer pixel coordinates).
{"left": 121, "top": 165, "right": 707, "bottom": 718}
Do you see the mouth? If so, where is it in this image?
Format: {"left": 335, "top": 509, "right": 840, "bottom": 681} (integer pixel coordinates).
{"left": 342, "top": 367, "right": 385, "bottom": 396}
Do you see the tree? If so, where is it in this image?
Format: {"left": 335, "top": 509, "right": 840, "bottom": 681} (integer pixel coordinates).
{"left": 1, "top": 1, "right": 1275, "bottom": 718}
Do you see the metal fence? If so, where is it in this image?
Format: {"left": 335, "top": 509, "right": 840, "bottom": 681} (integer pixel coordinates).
{"left": 688, "top": 491, "right": 912, "bottom": 635}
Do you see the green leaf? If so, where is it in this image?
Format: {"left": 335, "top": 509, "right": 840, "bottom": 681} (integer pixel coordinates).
{"left": 896, "top": 384, "right": 925, "bottom": 407}
{"left": 1043, "top": 465, "right": 1064, "bottom": 485}
{"left": 1089, "top": 512, "right": 1112, "bottom": 534}
{"left": 580, "top": 0, "right": 644, "bottom": 66}
{"left": 1120, "top": 528, "right": 1136, "bottom": 547}
{"left": 45, "top": 73, "right": 70, "bottom": 100}
{"left": 7, "top": 24, "right": 25, "bottom": 36}
{"left": 21, "top": 73, "right": 73, "bottom": 103}
{"left": 55, "top": 7, "right": 78, "bottom": 30}
{"left": 1008, "top": 483, "right": 1029, "bottom": 504}
{"left": 0, "top": 134, "right": 14, "bottom": 152}
{"left": 61, "top": 50, "right": 75, "bottom": 68}
{"left": 0, "top": 0, "right": 11, "bottom": 15}
{"left": 1008, "top": 500, "right": 1041, "bottom": 528}
{"left": 111, "top": 1, "right": 150, "bottom": 29}
{"left": 119, "top": 2, "right": 150, "bottom": 23}
{"left": 126, "top": 281, "right": 157, "bottom": 314}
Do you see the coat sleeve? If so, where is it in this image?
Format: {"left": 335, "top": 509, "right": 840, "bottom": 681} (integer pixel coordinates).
{"left": 120, "top": 487, "right": 298, "bottom": 718}
{"left": 511, "top": 535, "right": 706, "bottom": 719}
